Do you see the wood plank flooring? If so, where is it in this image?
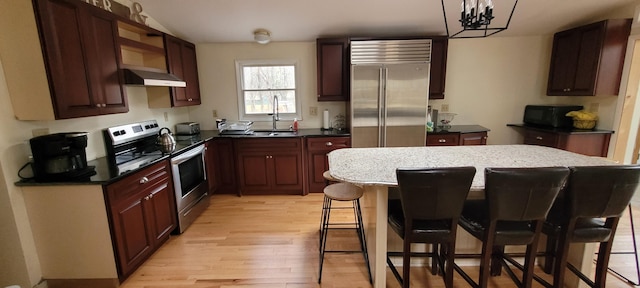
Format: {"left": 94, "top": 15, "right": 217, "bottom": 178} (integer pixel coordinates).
{"left": 119, "top": 194, "right": 639, "bottom": 288}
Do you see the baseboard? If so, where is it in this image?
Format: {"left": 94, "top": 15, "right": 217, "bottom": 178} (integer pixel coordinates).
{"left": 44, "top": 278, "right": 119, "bottom": 288}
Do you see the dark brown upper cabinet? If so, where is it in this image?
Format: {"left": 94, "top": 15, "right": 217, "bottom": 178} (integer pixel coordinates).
{"left": 547, "top": 19, "right": 632, "bottom": 96}
{"left": 32, "top": 0, "right": 127, "bottom": 119}
{"left": 317, "top": 38, "right": 350, "bottom": 101}
{"left": 429, "top": 37, "right": 448, "bottom": 99}
{"left": 163, "top": 35, "right": 201, "bottom": 107}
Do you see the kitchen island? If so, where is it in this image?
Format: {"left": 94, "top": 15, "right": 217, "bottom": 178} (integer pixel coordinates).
{"left": 328, "top": 145, "right": 614, "bottom": 288}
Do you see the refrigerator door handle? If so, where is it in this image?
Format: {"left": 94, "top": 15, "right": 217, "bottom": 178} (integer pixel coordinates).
{"left": 382, "top": 67, "right": 389, "bottom": 147}
{"left": 378, "top": 67, "right": 385, "bottom": 147}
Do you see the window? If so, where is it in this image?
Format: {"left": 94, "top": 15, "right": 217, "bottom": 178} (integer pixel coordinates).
{"left": 236, "top": 60, "right": 300, "bottom": 121}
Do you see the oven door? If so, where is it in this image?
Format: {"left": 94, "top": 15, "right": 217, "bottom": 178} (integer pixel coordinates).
{"left": 170, "top": 144, "right": 208, "bottom": 214}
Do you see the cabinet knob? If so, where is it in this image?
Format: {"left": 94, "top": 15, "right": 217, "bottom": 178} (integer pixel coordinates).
{"left": 483, "top": 136, "right": 488, "bottom": 139}
{"left": 325, "top": 142, "right": 333, "bottom": 147}
{"left": 438, "top": 139, "right": 446, "bottom": 143}
{"left": 188, "top": 98, "right": 193, "bottom": 102}
{"left": 140, "top": 177, "right": 149, "bottom": 184}
{"left": 536, "top": 136, "right": 543, "bottom": 140}
{"left": 144, "top": 195, "right": 150, "bottom": 200}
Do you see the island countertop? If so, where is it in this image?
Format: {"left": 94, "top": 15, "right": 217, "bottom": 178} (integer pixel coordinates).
{"left": 328, "top": 144, "right": 612, "bottom": 190}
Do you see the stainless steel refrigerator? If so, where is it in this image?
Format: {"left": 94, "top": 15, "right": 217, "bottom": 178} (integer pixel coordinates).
{"left": 350, "top": 39, "right": 431, "bottom": 148}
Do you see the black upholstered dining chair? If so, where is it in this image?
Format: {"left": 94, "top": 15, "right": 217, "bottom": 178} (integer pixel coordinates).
{"left": 541, "top": 165, "right": 640, "bottom": 288}
{"left": 387, "top": 166, "right": 476, "bottom": 288}
{"left": 454, "top": 167, "right": 570, "bottom": 288}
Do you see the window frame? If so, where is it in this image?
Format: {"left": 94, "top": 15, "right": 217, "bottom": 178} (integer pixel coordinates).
{"left": 235, "top": 59, "right": 302, "bottom": 122}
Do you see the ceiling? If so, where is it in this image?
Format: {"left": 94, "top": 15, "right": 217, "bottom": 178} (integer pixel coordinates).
{"left": 134, "top": 0, "right": 638, "bottom": 44}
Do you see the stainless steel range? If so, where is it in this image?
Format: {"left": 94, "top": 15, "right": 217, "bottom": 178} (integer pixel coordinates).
{"left": 103, "top": 120, "right": 210, "bottom": 233}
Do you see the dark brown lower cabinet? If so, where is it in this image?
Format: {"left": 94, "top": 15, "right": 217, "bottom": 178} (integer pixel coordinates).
{"left": 523, "top": 129, "right": 611, "bottom": 157}
{"left": 235, "top": 138, "right": 304, "bottom": 195}
{"left": 306, "top": 136, "right": 351, "bottom": 193}
{"left": 212, "top": 138, "right": 237, "bottom": 195}
{"left": 105, "top": 161, "right": 176, "bottom": 280}
{"left": 426, "top": 131, "right": 488, "bottom": 146}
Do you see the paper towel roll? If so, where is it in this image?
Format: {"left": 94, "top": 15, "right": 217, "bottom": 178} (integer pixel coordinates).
{"left": 323, "top": 110, "right": 330, "bottom": 129}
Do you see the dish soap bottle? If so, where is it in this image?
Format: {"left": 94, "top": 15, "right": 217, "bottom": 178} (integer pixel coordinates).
{"left": 293, "top": 118, "right": 298, "bottom": 132}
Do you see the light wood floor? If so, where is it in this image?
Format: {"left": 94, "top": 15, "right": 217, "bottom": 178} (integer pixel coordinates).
{"left": 119, "top": 193, "right": 640, "bottom": 288}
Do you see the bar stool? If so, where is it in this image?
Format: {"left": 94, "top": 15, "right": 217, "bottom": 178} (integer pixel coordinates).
{"left": 387, "top": 167, "right": 476, "bottom": 288}
{"left": 541, "top": 165, "right": 640, "bottom": 288}
{"left": 318, "top": 182, "right": 372, "bottom": 284}
{"left": 454, "top": 167, "right": 570, "bottom": 288}
{"left": 319, "top": 171, "right": 338, "bottom": 249}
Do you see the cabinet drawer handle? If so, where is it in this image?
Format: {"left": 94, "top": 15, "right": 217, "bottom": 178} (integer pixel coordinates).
{"left": 188, "top": 98, "right": 193, "bottom": 102}
{"left": 140, "top": 177, "right": 149, "bottom": 184}
{"left": 438, "top": 139, "right": 446, "bottom": 143}
{"left": 536, "top": 136, "right": 543, "bottom": 140}
{"left": 325, "top": 142, "right": 333, "bottom": 147}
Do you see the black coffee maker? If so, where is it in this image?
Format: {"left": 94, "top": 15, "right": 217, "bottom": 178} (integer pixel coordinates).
{"left": 30, "top": 132, "right": 95, "bottom": 182}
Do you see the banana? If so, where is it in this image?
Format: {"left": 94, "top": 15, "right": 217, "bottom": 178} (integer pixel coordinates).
{"left": 566, "top": 110, "right": 598, "bottom": 121}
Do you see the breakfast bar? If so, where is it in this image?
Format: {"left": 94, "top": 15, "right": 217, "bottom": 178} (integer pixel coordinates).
{"left": 328, "top": 144, "right": 615, "bottom": 288}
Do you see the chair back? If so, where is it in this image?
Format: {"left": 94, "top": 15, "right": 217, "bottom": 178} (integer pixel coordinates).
{"left": 396, "top": 167, "right": 476, "bottom": 221}
{"left": 485, "top": 167, "right": 569, "bottom": 222}
{"left": 567, "top": 165, "right": 640, "bottom": 218}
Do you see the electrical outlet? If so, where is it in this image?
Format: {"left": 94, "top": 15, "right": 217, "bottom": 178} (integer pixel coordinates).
{"left": 212, "top": 109, "right": 218, "bottom": 118}
{"left": 441, "top": 104, "right": 449, "bottom": 112}
{"left": 589, "top": 103, "right": 599, "bottom": 113}
{"left": 163, "top": 112, "right": 169, "bottom": 122}
{"left": 310, "top": 106, "right": 318, "bottom": 116}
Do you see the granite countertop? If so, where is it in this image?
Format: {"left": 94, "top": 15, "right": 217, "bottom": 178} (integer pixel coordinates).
{"left": 507, "top": 123, "right": 614, "bottom": 134}
{"left": 17, "top": 128, "right": 351, "bottom": 186}
{"left": 327, "top": 144, "right": 613, "bottom": 191}
{"left": 428, "top": 125, "right": 490, "bottom": 134}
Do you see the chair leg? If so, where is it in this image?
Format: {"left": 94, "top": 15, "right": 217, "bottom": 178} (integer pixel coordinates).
{"left": 522, "top": 222, "right": 543, "bottom": 288}
{"left": 552, "top": 226, "right": 572, "bottom": 288}
{"left": 543, "top": 234, "right": 557, "bottom": 274}
{"left": 403, "top": 235, "right": 411, "bottom": 288}
{"left": 318, "top": 198, "right": 333, "bottom": 283}
{"left": 479, "top": 239, "right": 494, "bottom": 288}
{"left": 432, "top": 243, "right": 439, "bottom": 275}
{"left": 355, "top": 199, "right": 372, "bottom": 284}
{"left": 594, "top": 218, "right": 620, "bottom": 288}
{"left": 490, "top": 245, "right": 504, "bottom": 276}
{"left": 319, "top": 196, "right": 329, "bottom": 251}
{"left": 444, "top": 242, "right": 455, "bottom": 288}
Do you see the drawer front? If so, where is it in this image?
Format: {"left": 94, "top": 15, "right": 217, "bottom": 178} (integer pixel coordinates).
{"left": 106, "top": 161, "right": 170, "bottom": 204}
{"left": 426, "top": 133, "right": 460, "bottom": 146}
{"left": 307, "top": 136, "right": 350, "bottom": 151}
{"left": 524, "top": 130, "right": 558, "bottom": 147}
{"left": 234, "top": 137, "right": 301, "bottom": 151}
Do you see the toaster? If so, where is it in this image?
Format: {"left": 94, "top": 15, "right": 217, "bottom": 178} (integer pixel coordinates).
{"left": 175, "top": 122, "right": 200, "bottom": 135}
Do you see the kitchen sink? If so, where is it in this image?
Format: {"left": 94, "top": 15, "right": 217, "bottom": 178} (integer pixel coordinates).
{"left": 251, "top": 130, "right": 298, "bottom": 137}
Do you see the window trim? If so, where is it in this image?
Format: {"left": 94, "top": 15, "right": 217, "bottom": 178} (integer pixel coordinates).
{"left": 235, "top": 59, "right": 302, "bottom": 122}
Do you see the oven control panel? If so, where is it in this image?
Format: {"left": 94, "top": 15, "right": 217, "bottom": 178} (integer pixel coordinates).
{"left": 105, "top": 120, "right": 161, "bottom": 146}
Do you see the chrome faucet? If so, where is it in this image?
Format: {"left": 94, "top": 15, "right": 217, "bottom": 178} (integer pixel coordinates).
{"left": 271, "top": 95, "right": 279, "bottom": 131}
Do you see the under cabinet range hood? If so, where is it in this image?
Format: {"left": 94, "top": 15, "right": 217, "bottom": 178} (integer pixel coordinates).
{"left": 123, "top": 69, "right": 186, "bottom": 87}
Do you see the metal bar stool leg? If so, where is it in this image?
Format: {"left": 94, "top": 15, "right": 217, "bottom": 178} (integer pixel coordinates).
{"left": 606, "top": 204, "right": 640, "bottom": 286}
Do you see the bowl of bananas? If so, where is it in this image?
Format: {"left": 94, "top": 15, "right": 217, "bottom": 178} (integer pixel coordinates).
{"left": 565, "top": 110, "right": 598, "bottom": 129}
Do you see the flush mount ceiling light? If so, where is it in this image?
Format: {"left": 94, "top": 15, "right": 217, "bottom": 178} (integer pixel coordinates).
{"left": 441, "top": 0, "right": 518, "bottom": 38}
{"left": 254, "top": 29, "right": 271, "bottom": 44}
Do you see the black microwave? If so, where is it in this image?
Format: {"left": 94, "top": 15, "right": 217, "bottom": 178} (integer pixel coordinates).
{"left": 523, "top": 105, "right": 583, "bottom": 128}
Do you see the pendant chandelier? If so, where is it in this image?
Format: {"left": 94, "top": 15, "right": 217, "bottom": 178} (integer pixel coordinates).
{"left": 441, "top": 0, "right": 519, "bottom": 38}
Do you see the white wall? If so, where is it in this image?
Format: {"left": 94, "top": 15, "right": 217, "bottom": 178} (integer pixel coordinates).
{"left": 189, "top": 42, "right": 347, "bottom": 131}
{"left": 0, "top": 1, "right": 189, "bottom": 287}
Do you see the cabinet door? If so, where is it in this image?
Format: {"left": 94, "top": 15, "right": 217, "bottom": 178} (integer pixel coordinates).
{"left": 429, "top": 37, "right": 448, "bottom": 99}
{"left": 306, "top": 137, "right": 351, "bottom": 193}
{"left": 146, "top": 179, "right": 176, "bottom": 243}
{"left": 237, "top": 152, "right": 271, "bottom": 192}
{"left": 214, "top": 139, "right": 237, "bottom": 195}
{"left": 572, "top": 23, "right": 605, "bottom": 95}
{"left": 205, "top": 141, "right": 218, "bottom": 193}
{"left": 459, "top": 132, "right": 487, "bottom": 145}
{"left": 271, "top": 152, "right": 304, "bottom": 192}
{"left": 317, "top": 38, "right": 350, "bottom": 101}
{"left": 109, "top": 193, "right": 153, "bottom": 278}
{"left": 547, "top": 30, "right": 578, "bottom": 95}
{"left": 165, "top": 35, "right": 201, "bottom": 107}
{"left": 34, "top": 0, "right": 126, "bottom": 118}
